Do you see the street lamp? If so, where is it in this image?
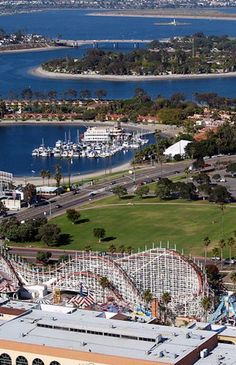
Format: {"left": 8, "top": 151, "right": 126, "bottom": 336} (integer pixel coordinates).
{"left": 128, "top": 168, "right": 136, "bottom": 184}
{"left": 48, "top": 200, "right": 52, "bottom": 216}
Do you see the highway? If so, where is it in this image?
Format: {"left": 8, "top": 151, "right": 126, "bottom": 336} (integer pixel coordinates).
{"left": 15, "top": 160, "right": 191, "bottom": 222}
{"left": 14, "top": 154, "right": 236, "bottom": 222}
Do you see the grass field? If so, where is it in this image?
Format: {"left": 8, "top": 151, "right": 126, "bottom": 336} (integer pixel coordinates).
{"left": 51, "top": 198, "right": 236, "bottom": 256}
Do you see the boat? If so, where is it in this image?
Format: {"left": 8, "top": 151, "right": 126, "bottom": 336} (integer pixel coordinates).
{"left": 31, "top": 126, "right": 149, "bottom": 160}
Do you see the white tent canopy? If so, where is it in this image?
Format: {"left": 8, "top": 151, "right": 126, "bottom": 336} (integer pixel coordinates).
{"left": 164, "top": 140, "right": 191, "bottom": 158}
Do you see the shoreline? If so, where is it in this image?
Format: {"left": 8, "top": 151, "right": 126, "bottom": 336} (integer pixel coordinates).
{"left": 13, "top": 160, "right": 132, "bottom": 186}
{"left": 0, "top": 46, "right": 66, "bottom": 55}
{"left": 32, "top": 65, "right": 236, "bottom": 82}
{"left": 88, "top": 11, "right": 236, "bottom": 21}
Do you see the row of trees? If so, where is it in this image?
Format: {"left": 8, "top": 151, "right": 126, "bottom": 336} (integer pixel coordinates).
{"left": 0, "top": 217, "right": 61, "bottom": 246}
{"left": 203, "top": 235, "right": 236, "bottom": 263}
{"left": 2, "top": 90, "right": 201, "bottom": 126}
{"left": 12, "top": 87, "right": 108, "bottom": 101}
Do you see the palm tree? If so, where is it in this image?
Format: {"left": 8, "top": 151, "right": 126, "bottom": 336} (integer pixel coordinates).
{"left": 143, "top": 289, "right": 153, "bottom": 307}
{"left": 46, "top": 170, "right": 51, "bottom": 186}
{"left": 228, "top": 237, "right": 235, "bottom": 262}
{"left": 201, "top": 296, "right": 211, "bottom": 321}
{"left": 84, "top": 245, "right": 92, "bottom": 252}
{"left": 219, "top": 203, "right": 226, "bottom": 238}
{"left": 40, "top": 169, "right": 47, "bottom": 185}
{"left": 211, "top": 247, "right": 219, "bottom": 258}
{"left": 54, "top": 164, "right": 62, "bottom": 188}
{"left": 119, "top": 245, "right": 125, "bottom": 255}
{"left": 108, "top": 244, "right": 116, "bottom": 255}
{"left": 230, "top": 272, "right": 236, "bottom": 292}
{"left": 219, "top": 239, "right": 226, "bottom": 268}
{"left": 203, "top": 236, "right": 211, "bottom": 263}
{"left": 99, "top": 276, "right": 110, "bottom": 303}
{"left": 126, "top": 246, "right": 133, "bottom": 255}
{"left": 161, "top": 292, "right": 171, "bottom": 323}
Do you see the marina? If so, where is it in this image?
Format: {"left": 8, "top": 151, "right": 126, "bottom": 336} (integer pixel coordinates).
{"left": 0, "top": 124, "right": 154, "bottom": 176}
{"left": 31, "top": 125, "right": 149, "bottom": 159}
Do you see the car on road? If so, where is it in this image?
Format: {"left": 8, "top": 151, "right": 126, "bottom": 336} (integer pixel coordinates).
{"left": 55, "top": 204, "right": 62, "bottom": 209}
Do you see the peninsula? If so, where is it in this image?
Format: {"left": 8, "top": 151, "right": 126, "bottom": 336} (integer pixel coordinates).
{"left": 88, "top": 8, "right": 236, "bottom": 21}
{"left": 41, "top": 34, "right": 236, "bottom": 79}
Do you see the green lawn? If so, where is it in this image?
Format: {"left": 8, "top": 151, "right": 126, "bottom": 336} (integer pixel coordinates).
{"left": 51, "top": 200, "right": 236, "bottom": 256}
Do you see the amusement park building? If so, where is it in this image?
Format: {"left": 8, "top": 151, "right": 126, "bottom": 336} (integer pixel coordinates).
{"left": 0, "top": 306, "right": 218, "bottom": 365}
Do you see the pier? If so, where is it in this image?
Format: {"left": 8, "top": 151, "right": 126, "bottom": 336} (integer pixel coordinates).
{"left": 55, "top": 39, "right": 153, "bottom": 49}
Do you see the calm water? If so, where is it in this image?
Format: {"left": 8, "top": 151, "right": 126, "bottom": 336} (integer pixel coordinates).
{"left": 1, "top": 9, "right": 236, "bottom": 176}
{"left": 0, "top": 125, "right": 154, "bottom": 176}
{"left": 0, "top": 9, "right": 236, "bottom": 99}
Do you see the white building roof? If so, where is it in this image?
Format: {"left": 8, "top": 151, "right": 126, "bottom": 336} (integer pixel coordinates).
{"left": 164, "top": 140, "right": 191, "bottom": 157}
{"left": 196, "top": 343, "right": 236, "bottom": 365}
{"left": 0, "top": 306, "right": 216, "bottom": 364}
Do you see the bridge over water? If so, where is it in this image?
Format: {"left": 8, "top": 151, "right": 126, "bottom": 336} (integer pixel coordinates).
{"left": 56, "top": 39, "right": 153, "bottom": 49}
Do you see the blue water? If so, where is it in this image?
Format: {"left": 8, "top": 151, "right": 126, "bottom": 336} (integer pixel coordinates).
{"left": 1, "top": 9, "right": 236, "bottom": 176}
{"left": 0, "top": 9, "right": 236, "bottom": 99}
{"left": 0, "top": 125, "right": 154, "bottom": 176}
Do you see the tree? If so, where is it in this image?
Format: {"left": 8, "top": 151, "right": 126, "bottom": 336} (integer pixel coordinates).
{"left": 21, "top": 87, "right": 33, "bottom": 100}
{"left": 108, "top": 244, "right": 116, "bottom": 254}
{"left": 230, "top": 272, "right": 236, "bottom": 291}
{"left": 219, "top": 239, "right": 226, "bottom": 268}
{"left": 226, "top": 162, "right": 236, "bottom": 176}
{"left": 205, "top": 264, "right": 222, "bottom": 296}
{"left": 119, "top": 245, "right": 126, "bottom": 254}
{"left": 79, "top": 89, "right": 91, "bottom": 99}
{"left": 54, "top": 164, "right": 62, "bottom": 188}
{"left": 135, "top": 185, "right": 149, "bottom": 198}
{"left": 84, "top": 245, "right": 92, "bottom": 252}
{"left": 37, "top": 223, "right": 61, "bottom": 246}
{"left": 40, "top": 169, "right": 47, "bottom": 185}
{"left": 211, "top": 247, "right": 219, "bottom": 258}
{"left": 95, "top": 89, "right": 107, "bottom": 99}
{"left": 93, "top": 227, "right": 106, "bottom": 243}
{"left": 99, "top": 276, "right": 110, "bottom": 302}
{"left": 58, "top": 254, "right": 69, "bottom": 263}
{"left": 36, "top": 251, "right": 52, "bottom": 264}
{"left": 126, "top": 246, "right": 133, "bottom": 255}
{"left": 227, "top": 237, "right": 235, "bottom": 261}
{"left": 23, "top": 183, "right": 36, "bottom": 205}
{"left": 201, "top": 296, "right": 211, "bottom": 321}
{"left": 155, "top": 178, "right": 174, "bottom": 200}
{"left": 66, "top": 209, "right": 80, "bottom": 224}
{"left": 46, "top": 170, "right": 51, "bottom": 186}
{"left": 209, "top": 186, "right": 231, "bottom": 204}
{"left": 203, "top": 236, "right": 211, "bottom": 263}
{"left": 193, "top": 172, "right": 210, "bottom": 185}
{"left": 161, "top": 292, "right": 171, "bottom": 323}
{"left": 112, "top": 185, "right": 127, "bottom": 199}
{"left": 212, "top": 174, "right": 221, "bottom": 182}
{"left": 143, "top": 289, "right": 153, "bottom": 306}
{"left": 218, "top": 203, "right": 226, "bottom": 238}
{"left": 0, "top": 200, "right": 7, "bottom": 215}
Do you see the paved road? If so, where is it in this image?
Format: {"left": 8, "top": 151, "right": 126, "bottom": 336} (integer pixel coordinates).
{"left": 13, "top": 153, "right": 236, "bottom": 222}
{"left": 15, "top": 160, "right": 191, "bottom": 221}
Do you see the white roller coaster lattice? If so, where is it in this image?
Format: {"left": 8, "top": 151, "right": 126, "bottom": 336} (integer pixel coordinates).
{"left": 0, "top": 246, "right": 208, "bottom": 317}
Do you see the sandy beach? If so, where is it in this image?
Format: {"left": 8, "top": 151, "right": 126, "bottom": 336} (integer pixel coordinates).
{"left": 13, "top": 160, "right": 132, "bottom": 186}
{"left": 32, "top": 66, "right": 236, "bottom": 82}
{"left": 88, "top": 11, "right": 236, "bottom": 21}
{"left": 0, "top": 46, "right": 66, "bottom": 55}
